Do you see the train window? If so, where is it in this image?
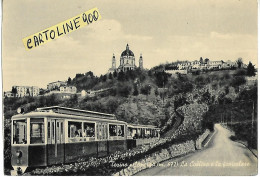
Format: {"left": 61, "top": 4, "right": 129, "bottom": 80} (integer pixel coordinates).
{"left": 48, "top": 122, "right": 50, "bottom": 139}
{"left": 13, "top": 119, "right": 27, "bottom": 144}
{"left": 117, "top": 125, "right": 124, "bottom": 137}
{"left": 57, "top": 122, "right": 60, "bottom": 141}
{"left": 83, "top": 122, "right": 95, "bottom": 137}
{"left": 137, "top": 128, "right": 141, "bottom": 138}
{"left": 52, "top": 122, "right": 55, "bottom": 140}
{"left": 128, "top": 127, "right": 132, "bottom": 136}
{"left": 109, "top": 124, "right": 117, "bottom": 136}
{"left": 60, "top": 122, "right": 63, "bottom": 140}
{"left": 30, "top": 118, "right": 45, "bottom": 144}
{"left": 68, "top": 121, "right": 82, "bottom": 138}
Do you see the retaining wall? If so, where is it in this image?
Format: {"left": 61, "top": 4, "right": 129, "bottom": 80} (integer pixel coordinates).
{"left": 113, "top": 129, "right": 211, "bottom": 176}
{"left": 195, "top": 129, "right": 210, "bottom": 150}
{"left": 113, "top": 140, "right": 195, "bottom": 176}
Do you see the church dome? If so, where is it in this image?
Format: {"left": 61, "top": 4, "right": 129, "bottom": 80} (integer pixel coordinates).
{"left": 121, "top": 44, "right": 135, "bottom": 57}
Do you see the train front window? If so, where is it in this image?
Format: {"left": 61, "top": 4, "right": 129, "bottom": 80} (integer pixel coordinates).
{"left": 13, "top": 119, "right": 27, "bottom": 144}
{"left": 30, "top": 118, "right": 45, "bottom": 144}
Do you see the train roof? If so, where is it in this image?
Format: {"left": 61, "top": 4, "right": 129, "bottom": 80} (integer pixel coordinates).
{"left": 127, "top": 123, "right": 159, "bottom": 129}
{"left": 11, "top": 111, "right": 127, "bottom": 124}
{"left": 12, "top": 106, "right": 119, "bottom": 121}
{"left": 36, "top": 106, "right": 116, "bottom": 119}
{"left": 11, "top": 106, "right": 160, "bottom": 129}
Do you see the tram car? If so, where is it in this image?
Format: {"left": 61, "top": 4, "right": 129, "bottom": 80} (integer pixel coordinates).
{"left": 11, "top": 106, "right": 160, "bottom": 172}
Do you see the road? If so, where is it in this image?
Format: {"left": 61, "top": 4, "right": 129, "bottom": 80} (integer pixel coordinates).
{"left": 135, "top": 124, "right": 257, "bottom": 176}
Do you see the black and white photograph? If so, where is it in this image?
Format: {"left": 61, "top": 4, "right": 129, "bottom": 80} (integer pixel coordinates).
{"left": 2, "top": 0, "right": 258, "bottom": 175}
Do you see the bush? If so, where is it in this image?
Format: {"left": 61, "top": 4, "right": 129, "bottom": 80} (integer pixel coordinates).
{"left": 231, "top": 76, "right": 246, "bottom": 88}
{"left": 117, "top": 83, "right": 132, "bottom": 97}
{"left": 234, "top": 69, "right": 246, "bottom": 76}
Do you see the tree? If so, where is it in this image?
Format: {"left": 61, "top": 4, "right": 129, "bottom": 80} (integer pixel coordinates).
{"left": 225, "top": 86, "right": 229, "bottom": 95}
{"left": 26, "top": 88, "right": 30, "bottom": 96}
{"left": 113, "top": 71, "right": 118, "bottom": 78}
{"left": 102, "top": 75, "right": 107, "bottom": 82}
{"left": 11, "top": 87, "right": 17, "bottom": 97}
{"left": 67, "top": 77, "right": 72, "bottom": 85}
{"left": 148, "top": 70, "right": 152, "bottom": 76}
{"left": 236, "top": 58, "right": 243, "bottom": 69}
{"left": 85, "top": 71, "right": 94, "bottom": 78}
{"left": 117, "top": 70, "right": 125, "bottom": 81}
{"left": 201, "top": 90, "right": 211, "bottom": 104}
{"left": 204, "top": 58, "right": 210, "bottom": 64}
{"left": 133, "top": 85, "right": 139, "bottom": 96}
{"left": 200, "top": 57, "right": 203, "bottom": 64}
{"left": 99, "top": 75, "right": 103, "bottom": 82}
{"left": 140, "top": 84, "right": 151, "bottom": 95}
{"left": 231, "top": 76, "right": 246, "bottom": 93}
{"left": 154, "top": 88, "right": 159, "bottom": 96}
{"left": 247, "top": 62, "right": 256, "bottom": 76}
{"left": 154, "top": 71, "right": 169, "bottom": 87}
{"left": 234, "top": 69, "right": 246, "bottom": 76}
{"left": 108, "top": 72, "right": 113, "bottom": 79}
{"left": 117, "top": 83, "right": 132, "bottom": 97}
{"left": 75, "top": 73, "right": 84, "bottom": 78}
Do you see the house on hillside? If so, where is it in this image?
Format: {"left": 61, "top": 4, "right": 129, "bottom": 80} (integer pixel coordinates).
{"left": 60, "top": 86, "right": 77, "bottom": 94}
{"left": 11, "top": 86, "right": 39, "bottom": 97}
{"left": 47, "top": 80, "right": 67, "bottom": 91}
{"left": 4, "top": 91, "right": 14, "bottom": 98}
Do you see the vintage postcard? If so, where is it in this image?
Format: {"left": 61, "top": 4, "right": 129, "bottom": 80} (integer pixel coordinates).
{"left": 2, "top": 0, "right": 258, "bottom": 176}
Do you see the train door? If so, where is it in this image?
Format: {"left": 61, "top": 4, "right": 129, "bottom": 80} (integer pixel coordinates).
{"left": 47, "top": 119, "right": 64, "bottom": 165}
{"left": 97, "top": 123, "right": 108, "bottom": 157}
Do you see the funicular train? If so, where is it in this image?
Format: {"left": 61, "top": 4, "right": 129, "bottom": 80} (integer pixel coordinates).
{"left": 11, "top": 106, "right": 160, "bottom": 172}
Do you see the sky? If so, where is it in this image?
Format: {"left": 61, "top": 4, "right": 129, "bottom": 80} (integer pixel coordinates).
{"left": 2, "top": 0, "right": 258, "bottom": 91}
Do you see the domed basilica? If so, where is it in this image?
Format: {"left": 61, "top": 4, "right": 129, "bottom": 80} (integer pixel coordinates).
{"left": 108, "top": 44, "right": 143, "bottom": 73}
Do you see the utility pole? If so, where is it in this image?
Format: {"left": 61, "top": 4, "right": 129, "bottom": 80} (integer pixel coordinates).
{"left": 162, "top": 81, "right": 165, "bottom": 104}
{"left": 251, "top": 101, "right": 254, "bottom": 147}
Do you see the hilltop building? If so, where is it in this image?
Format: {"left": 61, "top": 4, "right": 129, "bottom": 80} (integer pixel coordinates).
{"left": 10, "top": 86, "right": 39, "bottom": 97}
{"left": 164, "top": 58, "right": 239, "bottom": 75}
{"left": 47, "top": 80, "right": 67, "bottom": 91}
{"left": 60, "top": 86, "right": 77, "bottom": 93}
{"left": 108, "top": 44, "right": 143, "bottom": 73}
{"left": 4, "top": 91, "right": 15, "bottom": 98}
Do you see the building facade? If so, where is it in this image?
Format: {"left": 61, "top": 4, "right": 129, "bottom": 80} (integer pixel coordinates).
{"left": 4, "top": 91, "right": 14, "bottom": 98}
{"left": 47, "top": 81, "right": 67, "bottom": 90}
{"left": 164, "top": 58, "right": 239, "bottom": 75}
{"left": 60, "top": 86, "right": 77, "bottom": 93}
{"left": 12, "top": 86, "right": 39, "bottom": 97}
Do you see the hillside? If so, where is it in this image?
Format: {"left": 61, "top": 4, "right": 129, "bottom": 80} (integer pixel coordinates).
{"left": 4, "top": 63, "right": 257, "bottom": 171}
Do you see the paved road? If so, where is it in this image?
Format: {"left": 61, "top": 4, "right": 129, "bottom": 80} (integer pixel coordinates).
{"left": 136, "top": 124, "right": 257, "bottom": 176}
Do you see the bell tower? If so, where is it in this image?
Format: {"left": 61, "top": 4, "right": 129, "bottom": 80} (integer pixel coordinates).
{"left": 139, "top": 53, "right": 143, "bottom": 69}
{"left": 112, "top": 53, "right": 116, "bottom": 69}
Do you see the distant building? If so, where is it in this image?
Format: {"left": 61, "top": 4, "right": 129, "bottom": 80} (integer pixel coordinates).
{"left": 60, "top": 86, "right": 77, "bottom": 93}
{"left": 12, "top": 86, "right": 39, "bottom": 97}
{"left": 47, "top": 81, "right": 67, "bottom": 91}
{"left": 4, "top": 91, "right": 14, "bottom": 98}
{"left": 85, "top": 88, "right": 112, "bottom": 97}
{"left": 108, "top": 44, "right": 143, "bottom": 73}
{"left": 81, "top": 90, "right": 87, "bottom": 97}
{"left": 207, "top": 60, "right": 224, "bottom": 69}
{"left": 164, "top": 58, "right": 240, "bottom": 74}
